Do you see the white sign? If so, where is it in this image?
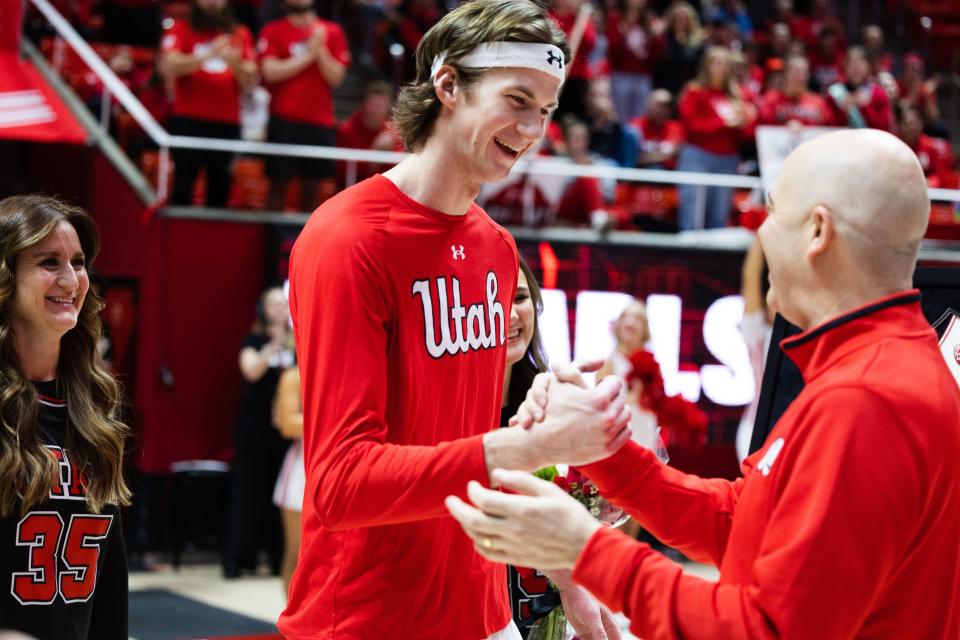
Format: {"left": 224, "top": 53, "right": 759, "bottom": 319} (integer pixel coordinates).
{"left": 756, "top": 125, "right": 843, "bottom": 194}
{"left": 938, "top": 312, "right": 960, "bottom": 390}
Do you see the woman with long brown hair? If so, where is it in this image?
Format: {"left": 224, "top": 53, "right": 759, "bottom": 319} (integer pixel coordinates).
{"left": 676, "top": 45, "right": 756, "bottom": 230}
{"left": 0, "top": 194, "right": 130, "bottom": 639}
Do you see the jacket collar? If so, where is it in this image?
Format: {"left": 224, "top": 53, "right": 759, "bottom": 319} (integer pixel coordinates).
{"left": 781, "top": 290, "right": 930, "bottom": 382}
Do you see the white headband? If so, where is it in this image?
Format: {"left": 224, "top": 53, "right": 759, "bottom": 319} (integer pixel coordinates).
{"left": 430, "top": 42, "right": 566, "bottom": 84}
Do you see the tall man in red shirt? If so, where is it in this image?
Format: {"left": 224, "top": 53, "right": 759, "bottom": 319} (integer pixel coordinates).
{"left": 281, "top": 2, "right": 631, "bottom": 638}
{"left": 160, "top": 0, "right": 256, "bottom": 207}
{"left": 258, "top": 0, "right": 350, "bottom": 212}
{"left": 758, "top": 55, "right": 832, "bottom": 126}
{"left": 451, "top": 128, "right": 960, "bottom": 639}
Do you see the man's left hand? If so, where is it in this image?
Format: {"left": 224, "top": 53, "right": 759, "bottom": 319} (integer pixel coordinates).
{"left": 445, "top": 469, "right": 602, "bottom": 570}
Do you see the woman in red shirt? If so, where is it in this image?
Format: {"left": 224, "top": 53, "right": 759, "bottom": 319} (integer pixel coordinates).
{"left": 605, "top": 0, "right": 663, "bottom": 122}
{"left": 825, "top": 46, "right": 892, "bottom": 131}
{"left": 159, "top": 0, "right": 256, "bottom": 207}
{"left": 676, "top": 46, "right": 755, "bottom": 230}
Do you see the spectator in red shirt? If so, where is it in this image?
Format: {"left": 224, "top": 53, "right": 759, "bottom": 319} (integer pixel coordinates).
{"left": 731, "top": 48, "right": 763, "bottom": 106}
{"left": 826, "top": 46, "right": 892, "bottom": 131}
{"left": 654, "top": 2, "right": 705, "bottom": 96}
{"left": 555, "top": 117, "right": 612, "bottom": 228}
{"left": 393, "top": 0, "right": 442, "bottom": 81}
{"left": 550, "top": 0, "right": 597, "bottom": 120}
{"left": 605, "top": 0, "right": 663, "bottom": 122}
{"left": 767, "top": 0, "right": 812, "bottom": 45}
{"left": 898, "top": 106, "right": 956, "bottom": 187}
{"left": 631, "top": 88, "right": 684, "bottom": 169}
{"left": 763, "top": 21, "right": 792, "bottom": 65}
{"left": 807, "top": 24, "right": 843, "bottom": 92}
{"left": 897, "top": 53, "right": 944, "bottom": 136}
{"left": 807, "top": 0, "right": 846, "bottom": 48}
{"left": 862, "top": 24, "right": 893, "bottom": 74}
{"left": 676, "top": 46, "right": 756, "bottom": 230}
{"left": 759, "top": 55, "right": 832, "bottom": 126}
{"left": 160, "top": 0, "right": 257, "bottom": 207}
{"left": 258, "top": 0, "right": 350, "bottom": 212}
{"left": 336, "top": 80, "right": 402, "bottom": 185}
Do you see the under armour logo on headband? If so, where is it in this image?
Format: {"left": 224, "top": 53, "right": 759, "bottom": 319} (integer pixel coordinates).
{"left": 430, "top": 41, "right": 566, "bottom": 84}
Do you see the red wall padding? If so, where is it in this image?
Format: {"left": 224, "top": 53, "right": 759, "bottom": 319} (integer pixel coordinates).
{"left": 134, "top": 218, "right": 265, "bottom": 473}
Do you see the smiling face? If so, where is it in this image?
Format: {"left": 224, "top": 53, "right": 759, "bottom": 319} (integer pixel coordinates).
{"left": 263, "top": 287, "right": 289, "bottom": 325}
{"left": 844, "top": 52, "right": 870, "bottom": 86}
{"left": 505, "top": 268, "right": 536, "bottom": 366}
{"left": 440, "top": 66, "right": 560, "bottom": 185}
{"left": 10, "top": 221, "right": 90, "bottom": 347}
{"left": 615, "top": 302, "right": 650, "bottom": 353}
{"left": 784, "top": 56, "right": 810, "bottom": 95}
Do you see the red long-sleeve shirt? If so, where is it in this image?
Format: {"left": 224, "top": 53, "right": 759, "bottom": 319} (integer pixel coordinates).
{"left": 279, "top": 175, "right": 518, "bottom": 639}
{"left": 758, "top": 89, "right": 833, "bottom": 126}
{"left": 678, "top": 86, "right": 755, "bottom": 155}
{"left": 905, "top": 133, "right": 957, "bottom": 186}
{"left": 574, "top": 291, "right": 960, "bottom": 639}
{"left": 605, "top": 13, "right": 662, "bottom": 75}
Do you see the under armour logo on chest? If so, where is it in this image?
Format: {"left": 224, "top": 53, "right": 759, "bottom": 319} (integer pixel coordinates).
{"left": 546, "top": 50, "right": 563, "bottom": 69}
{"left": 451, "top": 245, "right": 465, "bottom": 260}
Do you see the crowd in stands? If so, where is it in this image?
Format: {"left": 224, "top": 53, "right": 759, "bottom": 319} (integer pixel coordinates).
{"left": 27, "top": 0, "right": 959, "bottom": 230}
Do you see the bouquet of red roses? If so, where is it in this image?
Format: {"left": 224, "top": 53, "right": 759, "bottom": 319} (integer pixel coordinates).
{"left": 526, "top": 465, "right": 626, "bottom": 640}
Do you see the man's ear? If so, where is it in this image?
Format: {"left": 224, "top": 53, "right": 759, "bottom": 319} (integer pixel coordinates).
{"left": 434, "top": 66, "right": 459, "bottom": 109}
{"left": 806, "top": 204, "right": 835, "bottom": 263}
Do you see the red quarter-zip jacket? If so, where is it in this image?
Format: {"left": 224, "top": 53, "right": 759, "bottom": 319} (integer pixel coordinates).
{"left": 575, "top": 290, "right": 960, "bottom": 639}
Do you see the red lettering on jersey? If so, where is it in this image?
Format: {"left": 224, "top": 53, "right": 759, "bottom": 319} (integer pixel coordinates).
{"left": 12, "top": 512, "right": 64, "bottom": 605}
{"left": 60, "top": 514, "right": 113, "bottom": 602}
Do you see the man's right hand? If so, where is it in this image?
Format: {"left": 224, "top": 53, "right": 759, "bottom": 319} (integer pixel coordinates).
{"left": 509, "top": 360, "right": 598, "bottom": 429}
{"left": 522, "top": 375, "right": 632, "bottom": 468}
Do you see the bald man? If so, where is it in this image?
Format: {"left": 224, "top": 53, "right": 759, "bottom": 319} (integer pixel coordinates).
{"left": 447, "top": 129, "right": 960, "bottom": 639}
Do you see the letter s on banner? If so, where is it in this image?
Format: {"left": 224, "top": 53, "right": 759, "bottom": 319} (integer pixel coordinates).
{"left": 701, "top": 295, "right": 754, "bottom": 406}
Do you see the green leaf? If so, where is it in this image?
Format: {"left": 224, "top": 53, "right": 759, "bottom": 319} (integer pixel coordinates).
{"left": 533, "top": 466, "right": 558, "bottom": 481}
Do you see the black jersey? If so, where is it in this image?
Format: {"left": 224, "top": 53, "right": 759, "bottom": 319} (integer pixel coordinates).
{"left": 0, "top": 380, "right": 128, "bottom": 640}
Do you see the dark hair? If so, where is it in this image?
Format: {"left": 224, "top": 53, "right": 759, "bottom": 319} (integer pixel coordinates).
{"left": 504, "top": 255, "right": 548, "bottom": 414}
{"left": 364, "top": 80, "right": 393, "bottom": 99}
{"left": 249, "top": 286, "right": 285, "bottom": 337}
{"left": 189, "top": 0, "right": 237, "bottom": 32}
{"left": 617, "top": 0, "right": 655, "bottom": 32}
{"left": 392, "top": 0, "right": 569, "bottom": 152}
{"left": 0, "top": 195, "right": 130, "bottom": 516}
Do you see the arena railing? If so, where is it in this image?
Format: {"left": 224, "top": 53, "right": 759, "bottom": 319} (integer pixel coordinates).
{"left": 27, "top": 0, "right": 960, "bottom": 233}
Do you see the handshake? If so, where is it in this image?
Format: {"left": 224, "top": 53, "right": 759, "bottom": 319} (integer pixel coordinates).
{"left": 488, "top": 360, "right": 634, "bottom": 475}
